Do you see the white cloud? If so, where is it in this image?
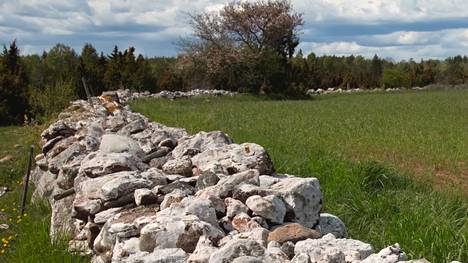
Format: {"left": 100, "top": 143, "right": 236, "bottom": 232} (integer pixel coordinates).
{"left": 300, "top": 28, "right": 468, "bottom": 60}
{"left": 0, "top": 0, "right": 466, "bottom": 58}
{"left": 294, "top": 0, "right": 468, "bottom": 23}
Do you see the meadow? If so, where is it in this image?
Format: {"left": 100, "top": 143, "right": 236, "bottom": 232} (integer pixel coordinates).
{"left": 0, "top": 90, "right": 466, "bottom": 262}
{"left": 131, "top": 89, "right": 468, "bottom": 262}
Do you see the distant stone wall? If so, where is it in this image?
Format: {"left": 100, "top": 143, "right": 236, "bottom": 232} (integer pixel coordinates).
{"left": 306, "top": 86, "right": 429, "bottom": 95}
{"left": 115, "top": 89, "right": 237, "bottom": 103}
{"left": 32, "top": 90, "right": 430, "bottom": 263}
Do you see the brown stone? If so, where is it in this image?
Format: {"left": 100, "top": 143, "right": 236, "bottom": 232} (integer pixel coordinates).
{"left": 231, "top": 213, "right": 262, "bottom": 232}
{"left": 268, "top": 223, "right": 321, "bottom": 244}
{"left": 176, "top": 222, "right": 203, "bottom": 253}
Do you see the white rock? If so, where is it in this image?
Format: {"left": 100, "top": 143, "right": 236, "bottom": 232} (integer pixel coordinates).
{"left": 245, "top": 195, "right": 286, "bottom": 224}
{"left": 94, "top": 207, "right": 127, "bottom": 224}
{"left": 295, "top": 233, "right": 374, "bottom": 262}
{"left": 79, "top": 152, "right": 147, "bottom": 178}
{"left": 209, "top": 239, "right": 265, "bottom": 263}
{"left": 134, "top": 188, "right": 157, "bottom": 206}
{"left": 231, "top": 227, "right": 270, "bottom": 247}
{"left": 160, "top": 189, "right": 187, "bottom": 210}
{"left": 124, "top": 248, "right": 188, "bottom": 263}
{"left": 31, "top": 170, "right": 57, "bottom": 202}
{"left": 112, "top": 237, "right": 141, "bottom": 262}
{"left": 50, "top": 194, "right": 77, "bottom": 240}
{"left": 291, "top": 253, "right": 312, "bottom": 263}
{"left": 187, "top": 236, "right": 219, "bottom": 263}
{"left": 269, "top": 177, "right": 322, "bottom": 228}
{"left": 172, "top": 131, "right": 233, "bottom": 159}
{"left": 197, "top": 169, "right": 260, "bottom": 198}
{"left": 225, "top": 197, "right": 249, "bottom": 218}
{"left": 100, "top": 172, "right": 165, "bottom": 201}
{"left": 162, "top": 156, "right": 193, "bottom": 176}
{"left": 181, "top": 197, "right": 218, "bottom": 225}
{"left": 139, "top": 215, "right": 224, "bottom": 253}
{"left": 99, "top": 134, "right": 144, "bottom": 158}
{"left": 191, "top": 143, "right": 274, "bottom": 175}
{"left": 361, "top": 244, "right": 406, "bottom": 263}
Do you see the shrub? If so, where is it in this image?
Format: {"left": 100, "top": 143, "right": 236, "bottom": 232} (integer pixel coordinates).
{"left": 27, "top": 82, "right": 77, "bottom": 122}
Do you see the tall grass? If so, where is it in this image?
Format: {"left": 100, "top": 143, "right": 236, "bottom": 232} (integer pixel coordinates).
{"left": 131, "top": 90, "right": 468, "bottom": 262}
{"left": 0, "top": 126, "right": 89, "bottom": 263}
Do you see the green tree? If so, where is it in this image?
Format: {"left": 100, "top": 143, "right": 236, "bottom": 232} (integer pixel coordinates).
{"left": 371, "top": 54, "right": 383, "bottom": 88}
{"left": 79, "top": 43, "right": 105, "bottom": 97}
{"left": 443, "top": 56, "right": 464, "bottom": 85}
{"left": 134, "top": 55, "right": 155, "bottom": 92}
{"left": 43, "top": 44, "right": 79, "bottom": 85}
{"left": 122, "top": 47, "right": 137, "bottom": 90}
{"left": 381, "top": 67, "right": 410, "bottom": 88}
{"left": 0, "top": 41, "right": 29, "bottom": 124}
{"left": 104, "top": 46, "right": 123, "bottom": 90}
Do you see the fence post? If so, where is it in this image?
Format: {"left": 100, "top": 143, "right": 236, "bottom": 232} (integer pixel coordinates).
{"left": 20, "top": 145, "right": 34, "bottom": 215}
{"left": 82, "top": 77, "right": 93, "bottom": 105}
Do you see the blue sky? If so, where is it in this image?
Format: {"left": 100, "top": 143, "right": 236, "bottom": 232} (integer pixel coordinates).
{"left": 0, "top": 0, "right": 467, "bottom": 60}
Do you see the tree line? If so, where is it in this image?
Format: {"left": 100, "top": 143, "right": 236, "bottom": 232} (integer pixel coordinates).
{"left": 0, "top": 0, "right": 467, "bottom": 125}
{"left": 0, "top": 41, "right": 177, "bottom": 124}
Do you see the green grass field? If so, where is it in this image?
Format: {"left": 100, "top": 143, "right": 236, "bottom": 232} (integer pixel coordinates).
{"left": 0, "top": 90, "right": 466, "bottom": 263}
{"left": 132, "top": 90, "right": 468, "bottom": 262}
{"left": 0, "top": 126, "right": 89, "bottom": 263}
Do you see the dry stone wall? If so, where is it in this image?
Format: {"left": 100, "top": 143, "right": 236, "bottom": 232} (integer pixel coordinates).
{"left": 32, "top": 90, "right": 430, "bottom": 263}
{"left": 116, "top": 89, "right": 237, "bottom": 103}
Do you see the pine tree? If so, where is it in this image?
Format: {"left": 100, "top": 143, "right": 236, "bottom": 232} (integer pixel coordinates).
{"left": 79, "top": 43, "right": 104, "bottom": 97}
{"left": 104, "top": 46, "right": 123, "bottom": 90}
{"left": 122, "top": 47, "right": 137, "bottom": 90}
{"left": 0, "top": 41, "right": 29, "bottom": 124}
{"left": 371, "top": 54, "right": 383, "bottom": 88}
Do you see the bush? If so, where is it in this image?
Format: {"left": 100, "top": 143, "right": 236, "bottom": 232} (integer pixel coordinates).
{"left": 381, "top": 68, "right": 410, "bottom": 88}
{"left": 27, "top": 82, "right": 77, "bottom": 122}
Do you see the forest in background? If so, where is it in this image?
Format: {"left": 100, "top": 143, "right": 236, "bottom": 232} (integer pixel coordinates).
{"left": 0, "top": 40, "right": 466, "bottom": 125}
{"left": 0, "top": 2, "right": 467, "bottom": 125}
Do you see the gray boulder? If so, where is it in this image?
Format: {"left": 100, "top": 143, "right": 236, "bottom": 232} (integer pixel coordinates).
{"left": 197, "top": 169, "right": 260, "bottom": 198}
{"left": 192, "top": 143, "right": 274, "bottom": 176}
{"left": 209, "top": 239, "right": 265, "bottom": 263}
{"left": 99, "top": 134, "right": 145, "bottom": 158}
{"left": 269, "top": 177, "right": 322, "bottom": 228}
{"left": 172, "top": 131, "right": 233, "bottom": 159}
{"left": 162, "top": 156, "right": 193, "bottom": 176}
{"left": 79, "top": 152, "right": 147, "bottom": 178}
{"left": 319, "top": 213, "right": 347, "bottom": 238}
{"left": 134, "top": 188, "right": 158, "bottom": 206}
{"left": 294, "top": 233, "right": 374, "bottom": 262}
{"left": 245, "top": 195, "right": 286, "bottom": 224}
{"left": 225, "top": 197, "right": 249, "bottom": 218}
{"left": 361, "top": 244, "right": 406, "bottom": 263}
